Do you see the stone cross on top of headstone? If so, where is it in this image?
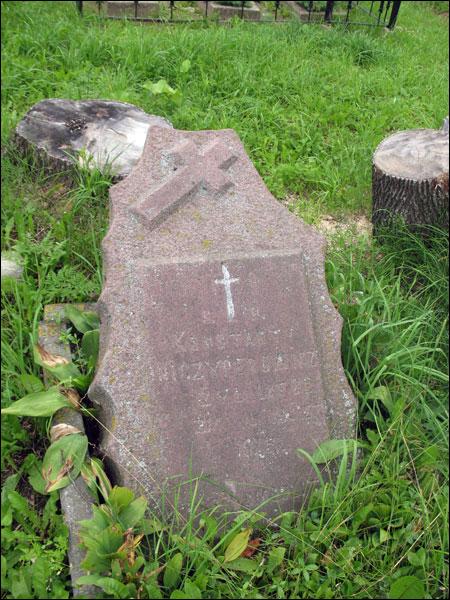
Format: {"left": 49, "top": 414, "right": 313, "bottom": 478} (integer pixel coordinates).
{"left": 132, "top": 138, "right": 236, "bottom": 228}
{"left": 90, "top": 125, "right": 356, "bottom": 517}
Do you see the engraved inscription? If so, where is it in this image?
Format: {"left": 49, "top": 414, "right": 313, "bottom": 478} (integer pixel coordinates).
{"left": 141, "top": 254, "right": 325, "bottom": 450}
{"left": 147, "top": 351, "right": 319, "bottom": 384}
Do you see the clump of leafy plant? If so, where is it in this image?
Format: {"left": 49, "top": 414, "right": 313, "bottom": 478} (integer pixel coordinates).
{"left": 1, "top": 306, "right": 100, "bottom": 496}
{"left": 1, "top": 483, "right": 70, "bottom": 599}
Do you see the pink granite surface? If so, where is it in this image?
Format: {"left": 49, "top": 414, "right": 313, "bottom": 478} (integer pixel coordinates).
{"left": 90, "top": 125, "right": 356, "bottom": 517}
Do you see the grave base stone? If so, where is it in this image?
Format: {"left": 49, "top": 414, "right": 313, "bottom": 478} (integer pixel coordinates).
{"left": 90, "top": 125, "right": 356, "bottom": 518}
{"left": 106, "top": 1, "right": 167, "bottom": 18}
{"left": 199, "top": 1, "right": 261, "bottom": 21}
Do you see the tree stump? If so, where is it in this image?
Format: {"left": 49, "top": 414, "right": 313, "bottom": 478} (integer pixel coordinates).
{"left": 372, "top": 125, "right": 449, "bottom": 231}
{"left": 14, "top": 99, "right": 172, "bottom": 180}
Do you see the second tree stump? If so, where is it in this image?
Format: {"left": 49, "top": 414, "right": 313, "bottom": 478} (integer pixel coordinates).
{"left": 372, "top": 125, "right": 449, "bottom": 231}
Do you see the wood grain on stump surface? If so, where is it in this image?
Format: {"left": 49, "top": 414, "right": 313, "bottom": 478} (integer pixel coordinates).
{"left": 374, "top": 129, "right": 448, "bottom": 180}
{"left": 15, "top": 98, "right": 172, "bottom": 179}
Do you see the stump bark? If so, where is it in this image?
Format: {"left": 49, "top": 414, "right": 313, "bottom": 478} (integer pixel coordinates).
{"left": 372, "top": 126, "right": 449, "bottom": 231}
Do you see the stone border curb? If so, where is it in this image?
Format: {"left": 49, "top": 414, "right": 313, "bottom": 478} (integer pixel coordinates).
{"left": 38, "top": 303, "right": 98, "bottom": 599}
{"left": 198, "top": 1, "right": 261, "bottom": 21}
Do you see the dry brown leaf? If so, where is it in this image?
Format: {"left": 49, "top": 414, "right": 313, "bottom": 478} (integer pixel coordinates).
{"left": 50, "top": 423, "right": 81, "bottom": 443}
{"left": 61, "top": 388, "right": 82, "bottom": 409}
{"left": 36, "top": 344, "right": 70, "bottom": 367}
{"left": 241, "top": 538, "right": 262, "bottom": 558}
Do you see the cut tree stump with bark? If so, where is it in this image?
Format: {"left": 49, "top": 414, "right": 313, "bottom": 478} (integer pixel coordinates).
{"left": 372, "top": 124, "right": 449, "bottom": 231}
{"left": 14, "top": 98, "right": 172, "bottom": 180}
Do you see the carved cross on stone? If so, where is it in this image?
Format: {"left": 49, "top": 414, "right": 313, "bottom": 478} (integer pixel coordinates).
{"left": 215, "top": 264, "right": 239, "bottom": 320}
{"left": 132, "top": 138, "right": 237, "bottom": 229}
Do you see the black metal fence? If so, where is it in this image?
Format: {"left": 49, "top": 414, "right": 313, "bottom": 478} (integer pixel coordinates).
{"left": 76, "top": 1, "right": 401, "bottom": 30}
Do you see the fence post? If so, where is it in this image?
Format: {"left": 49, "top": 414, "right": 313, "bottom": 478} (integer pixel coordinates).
{"left": 324, "top": 1, "right": 334, "bottom": 23}
{"left": 134, "top": 1, "right": 138, "bottom": 19}
{"left": 76, "top": 1, "right": 83, "bottom": 16}
{"left": 387, "top": 0, "right": 401, "bottom": 29}
{"left": 170, "top": 0, "right": 174, "bottom": 20}
{"left": 275, "top": 0, "right": 280, "bottom": 21}
{"left": 377, "top": 0, "right": 385, "bottom": 25}
{"left": 345, "top": 1, "right": 352, "bottom": 24}
{"left": 241, "top": 0, "right": 245, "bottom": 19}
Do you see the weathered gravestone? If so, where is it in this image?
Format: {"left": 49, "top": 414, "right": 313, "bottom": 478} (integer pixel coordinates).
{"left": 15, "top": 99, "right": 172, "bottom": 179}
{"left": 90, "top": 126, "right": 356, "bottom": 516}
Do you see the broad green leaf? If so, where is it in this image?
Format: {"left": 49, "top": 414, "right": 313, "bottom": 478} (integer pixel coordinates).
{"left": 82, "top": 329, "right": 100, "bottom": 370}
{"left": 1, "top": 387, "right": 71, "bottom": 417}
{"left": 224, "top": 528, "right": 252, "bottom": 563}
{"left": 7, "top": 491, "right": 38, "bottom": 526}
{"left": 170, "top": 592, "right": 188, "bottom": 600}
{"left": 379, "top": 528, "right": 390, "bottom": 543}
{"left": 183, "top": 580, "right": 202, "bottom": 599}
{"left": 223, "top": 557, "right": 259, "bottom": 573}
{"left": 180, "top": 59, "right": 191, "bottom": 73}
{"left": 79, "top": 504, "right": 111, "bottom": 534}
{"left": 96, "top": 577, "right": 130, "bottom": 598}
{"left": 353, "top": 503, "right": 374, "bottom": 530}
{"left": 82, "top": 548, "right": 114, "bottom": 573}
{"left": 389, "top": 575, "right": 425, "bottom": 599}
{"left": 33, "top": 555, "right": 52, "bottom": 593}
{"left": 1, "top": 472, "right": 20, "bottom": 504}
{"left": 1, "top": 555, "right": 7, "bottom": 588}
{"left": 144, "top": 79, "right": 176, "bottom": 95}
{"left": 367, "top": 386, "right": 394, "bottom": 414}
{"left": 163, "top": 553, "right": 183, "bottom": 589}
{"left": 142, "top": 518, "right": 165, "bottom": 534}
{"left": 19, "top": 373, "right": 44, "bottom": 394}
{"left": 146, "top": 582, "right": 163, "bottom": 598}
{"left": 0, "top": 504, "right": 12, "bottom": 529}
{"left": 366, "top": 429, "right": 379, "bottom": 446}
{"left": 75, "top": 574, "right": 103, "bottom": 586}
{"left": 28, "top": 460, "right": 47, "bottom": 494}
{"left": 119, "top": 496, "right": 147, "bottom": 529}
{"left": 407, "top": 548, "right": 426, "bottom": 567}
{"left": 172, "top": 89, "right": 183, "bottom": 107}
{"left": 416, "top": 444, "right": 439, "bottom": 469}
{"left": 65, "top": 306, "right": 100, "bottom": 334}
{"left": 71, "top": 373, "right": 93, "bottom": 392}
{"left": 42, "top": 433, "right": 88, "bottom": 493}
{"left": 267, "top": 547, "right": 285, "bottom": 572}
{"left": 108, "top": 486, "right": 135, "bottom": 512}
{"left": 310, "top": 439, "right": 358, "bottom": 464}
{"left": 85, "top": 525, "right": 124, "bottom": 557}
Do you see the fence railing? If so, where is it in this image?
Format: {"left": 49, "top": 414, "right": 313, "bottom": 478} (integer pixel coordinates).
{"left": 76, "top": 1, "right": 401, "bottom": 30}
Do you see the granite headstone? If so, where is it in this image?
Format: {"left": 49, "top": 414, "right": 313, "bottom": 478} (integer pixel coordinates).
{"left": 90, "top": 126, "right": 356, "bottom": 516}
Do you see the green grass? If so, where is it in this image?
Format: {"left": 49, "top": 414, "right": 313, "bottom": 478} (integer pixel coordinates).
{"left": 1, "top": 1, "right": 448, "bottom": 217}
{"left": 1, "top": 1, "right": 449, "bottom": 598}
